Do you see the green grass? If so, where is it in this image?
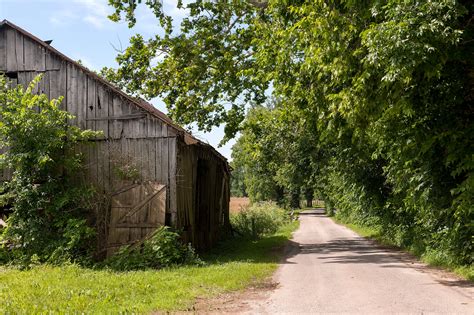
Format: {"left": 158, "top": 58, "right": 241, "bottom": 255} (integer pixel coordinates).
{"left": 331, "top": 217, "right": 382, "bottom": 240}
{"left": 0, "top": 221, "right": 298, "bottom": 313}
{"left": 331, "top": 217, "right": 473, "bottom": 282}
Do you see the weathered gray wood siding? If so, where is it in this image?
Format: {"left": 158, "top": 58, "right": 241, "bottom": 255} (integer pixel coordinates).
{"left": 0, "top": 22, "right": 230, "bottom": 249}
{"left": 0, "top": 25, "right": 179, "bottom": 224}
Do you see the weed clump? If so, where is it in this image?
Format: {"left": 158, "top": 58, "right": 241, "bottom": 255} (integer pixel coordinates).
{"left": 104, "top": 226, "right": 202, "bottom": 270}
{"left": 230, "top": 202, "right": 290, "bottom": 240}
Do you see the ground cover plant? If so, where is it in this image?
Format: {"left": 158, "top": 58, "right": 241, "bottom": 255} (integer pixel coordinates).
{"left": 104, "top": 226, "right": 202, "bottom": 271}
{"left": 0, "top": 211, "right": 298, "bottom": 313}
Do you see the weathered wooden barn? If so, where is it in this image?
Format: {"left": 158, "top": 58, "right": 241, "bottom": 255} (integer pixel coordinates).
{"left": 0, "top": 20, "right": 230, "bottom": 255}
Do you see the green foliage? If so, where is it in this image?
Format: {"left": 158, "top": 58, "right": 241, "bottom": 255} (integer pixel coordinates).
{"left": 105, "top": 226, "right": 202, "bottom": 270}
{"left": 231, "top": 202, "right": 289, "bottom": 240}
{"left": 104, "top": 0, "right": 265, "bottom": 141}
{"left": 0, "top": 75, "right": 100, "bottom": 265}
{"left": 230, "top": 160, "right": 247, "bottom": 197}
{"left": 106, "top": 0, "right": 473, "bottom": 266}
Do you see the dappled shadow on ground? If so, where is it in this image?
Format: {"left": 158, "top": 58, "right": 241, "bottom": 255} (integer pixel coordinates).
{"left": 299, "top": 208, "right": 326, "bottom": 216}
{"left": 202, "top": 234, "right": 292, "bottom": 265}
{"left": 281, "top": 237, "right": 404, "bottom": 267}
{"left": 279, "top": 225, "right": 474, "bottom": 290}
{"left": 436, "top": 279, "right": 473, "bottom": 288}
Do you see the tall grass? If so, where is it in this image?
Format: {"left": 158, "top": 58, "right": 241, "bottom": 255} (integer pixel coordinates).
{"left": 230, "top": 202, "right": 291, "bottom": 239}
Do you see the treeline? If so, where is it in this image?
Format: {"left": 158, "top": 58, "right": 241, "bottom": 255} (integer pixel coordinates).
{"left": 104, "top": 1, "right": 472, "bottom": 265}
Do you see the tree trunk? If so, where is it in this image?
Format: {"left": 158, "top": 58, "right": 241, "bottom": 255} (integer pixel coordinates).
{"left": 275, "top": 185, "right": 285, "bottom": 207}
{"left": 290, "top": 187, "right": 300, "bottom": 209}
{"left": 304, "top": 187, "right": 313, "bottom": 208}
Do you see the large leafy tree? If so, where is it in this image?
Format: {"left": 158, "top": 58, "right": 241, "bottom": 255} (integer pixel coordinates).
{"left": 106, "top": 0, "right": 473, "bottom": 263}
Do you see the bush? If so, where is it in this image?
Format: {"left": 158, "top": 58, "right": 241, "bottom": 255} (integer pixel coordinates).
{"left": 105, "top": 226, "right": 202, "bottom": 270}
{"left": 231, "top": 202, "right": 289, "bottom": 239}
{"left": 0, "top": 75, "right": 100, "bottom": 266}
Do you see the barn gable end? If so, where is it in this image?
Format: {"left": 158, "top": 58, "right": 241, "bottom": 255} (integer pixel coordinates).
{"left": 0, "top": 20, "right": 230, "bottom": 254}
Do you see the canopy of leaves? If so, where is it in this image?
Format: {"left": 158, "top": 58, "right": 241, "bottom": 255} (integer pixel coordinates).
{"left": 107, "top": 0, "right": 473, "bottom": 264}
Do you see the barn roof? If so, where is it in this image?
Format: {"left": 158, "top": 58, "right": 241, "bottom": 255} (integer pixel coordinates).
{"left": 0, "top": 19, "right": 228, "bottom": 165}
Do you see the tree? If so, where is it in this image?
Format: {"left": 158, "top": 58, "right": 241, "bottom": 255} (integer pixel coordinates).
{"left": 229, "top": 160, "right": 247, "bottom": 197}
{"left": 106, "top": 0, "right": 473, "bottom": 264}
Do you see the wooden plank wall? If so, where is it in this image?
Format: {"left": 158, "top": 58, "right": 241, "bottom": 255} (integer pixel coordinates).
{"left": 0, "top": 25, "right": 230, "bottom": 250}
{"left": 0, "top": 26, "right": 179, "bottom": 224}
{"left": 176, "top": 143, "right": 230, "bottom": 250}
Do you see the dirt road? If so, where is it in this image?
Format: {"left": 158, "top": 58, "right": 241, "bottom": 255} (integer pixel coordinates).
{"left": 248, "top": 209, "right": 473, "bottom": 314}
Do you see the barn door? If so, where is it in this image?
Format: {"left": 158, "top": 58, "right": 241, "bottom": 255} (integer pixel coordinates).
{"left": 107, "top": 181, "right": 166, "bottom": 256}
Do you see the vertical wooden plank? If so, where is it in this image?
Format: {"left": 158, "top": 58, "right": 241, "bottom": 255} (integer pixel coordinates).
{"left": 15, "top": 30, "right": 24, "bottom": 72}
{"left": 155, "top": 122, "right": 163, "bottom": 182}
{"left": 161, "top": 138, "right": 169, "bottom": 186}
{"left": 209, "top": 163, "right": 216, "bottom": 241}
{"left": 162, "top": 137, "right": 170, "bottom": 217}
{"left": 45, "top": 51, "right": 61, "bottom": 95}
{"left": 96, "top": 85, "right": 110, "bottom": 191}
{"left": 96, "top": 84, "right": 109, "bottom": 138}
{"left": 117, "top": 136, "right": 128, "bottom": 187}
{"left": 191, "top": 148, "right": 198, "bottom": 245}
{"left": 86, "top": 77, "right": 97, "bottom": 183}
{"left": 147, "top": 117, "right": 157, "bottom": 137}
{"left": 67, "top": 64, "right": 78, "bottom": 126}
{"left": 0, "top": 28, "right": 6, "bottom": 71}
{"left": 169, "top": 138, "right": 177, "bottom": 226}
{"left": 47, "top": 57, "right": 67, "bottom": 107}
{"left": 76, "top": 69, "right": 87, "bottom": 129}
{"left": 24, "top": 37, "right": 45, "bottom": 71}
{"left": 23, "top": 37, "right": 36, "bottom": 71}
{"left": 86, "top": 76, "right": 97, "bottom": 130}
{"left": 6, "top": 27, "right": 17, "bottom": 71}
{"left": 147, "top": 117, "right": 157, "bottom": 180}
{"left": 138, "top": 115, "right": 147, "bottom": 138}
{"left": 110, "top": 95, "right": 123, "bottom": 139}
{"left": 160, "top": 123, "right": 169, "bottom": 185}
{"left": 121, "top": 101, "right": 130, "bottom": 136}
{"left": 40, "top": 70, "right": 50, "bottom": 96}
{"left": 148, "top": 138, "right": 156, "bottom": 181}
{"left": 161, "top": 124, "right": 168, "bottom": 137}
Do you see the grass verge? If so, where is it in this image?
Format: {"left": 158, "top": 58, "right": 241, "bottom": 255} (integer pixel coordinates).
{"left": 331, "top": 216, "right": 473, "bottom": 282}
{"left": 0, "top": 221, "right": 298, "bottom": 313}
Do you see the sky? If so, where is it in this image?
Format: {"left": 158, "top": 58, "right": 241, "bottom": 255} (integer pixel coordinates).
{"left": 0, "top": 0, "right": 236, "bottom": 160}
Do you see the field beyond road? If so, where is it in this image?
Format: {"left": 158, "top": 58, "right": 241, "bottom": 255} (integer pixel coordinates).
{"left": 230, "top": 197, "right": 250, "bottom": 213}
{"left": 0, "top": 221, "right": 298, "bottom": 313}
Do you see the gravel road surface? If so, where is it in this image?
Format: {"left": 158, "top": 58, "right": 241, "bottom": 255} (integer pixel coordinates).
{"left": 248, "top": 209, "right": 473, "bottom": 314}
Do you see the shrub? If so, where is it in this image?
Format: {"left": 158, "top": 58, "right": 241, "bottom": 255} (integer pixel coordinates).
{"left": 105, "top": 226, "right": 202, "bottom": 270}
{"left": 231, "top": 202, "right": 289, "bottom": 239}
{"left": 0, "top": 75, "right": 100, "bottom": 266}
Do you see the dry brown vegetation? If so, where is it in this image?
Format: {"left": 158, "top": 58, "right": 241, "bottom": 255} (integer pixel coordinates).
{"left": 230, "top": 197, "right": 250, "bottom": 213}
